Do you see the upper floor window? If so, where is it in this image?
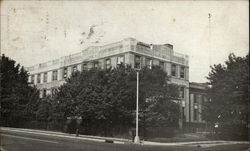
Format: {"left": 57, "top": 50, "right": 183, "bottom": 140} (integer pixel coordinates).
{"left": 159, "top": 61, "right": 164, "bottom": 70}
{"left": 93, "top": 61, "right": 99, "bottom": 68}
{"left": 72, "top": 65, "right": 77, "bottom": 73}
{"left": 194, "top": 94, "right": 198, "bottom": 104}
{"left": 63, "top": 68, "right": 67, "bottom": 79}
{"left": 146, "top": 58, "right": 152, "bottom": 69}
{"left": 134, "top": 55, "right": 141, "bottom": 69}
{"left": 31, "top": 75, "right": 34, "bottom": 84}
{"left": 51, "top": 88, "right": 57, "bottom": 96}
{"left": 180, "top": 66, "right": 185, "bottom": 78}
{"left": 43, "top": 72, "right": 47, "bottom": 83}
{"left": 171, "top": 64, "right": 177, "bottom": 77}
{"left": 37, "top": 74, "right": 41, "bottom": 83}
{"left": 117, "top": 56, "right": 124, "bottom": 65}
{"left": 179, "top": 87, "right": 185, "bottom": 98}
{"left": 82, "top": 63, "right": 88, "bottom": 71}
{"left": 131, "top": 45, "right": 135, "bottom": 51}
{"left": 52, "top": 70, "right": 58, "bottom": 81}
{"left": 106, "top": 59, "right": 111, "bottom": 69}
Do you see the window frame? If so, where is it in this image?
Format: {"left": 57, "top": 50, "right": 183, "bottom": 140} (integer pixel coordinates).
{"left": 194, "top": 108, "right": 198, "bottom": 121}
{"left": 179, "top": 87, "right": 185, "bottom": 98}
{"left": 159, "top": 61, "right": 164, "bottom": 70}
{"left": 43, "top": 72, "right": 47, "bottom": 83}
{"left": 31, "top": 75, "right": 35, "bottom": 84}
{"left": 105, "top": 58, "right": 111, "bottom": 69}
{"left": 82, "top": 63, "right": 88, "bottom": 71}
{"left": 180, "top": 66, "right": 185, "bottom": 78}
{"left": 171, "top": 64, "right": 177, "bottom": 77}
{"left": 37, "top": 74, "right": 41, "bottom": 83}
{"left": 52, "top": 70, "right": 58, "bottom": 81}
{"left": 72, "top": 65, "right": 77, "bottom": 73}
{"left": 146, "top": 58, "right": 152, "bottom": 69}
{"left": 42, "top": 89, "right": 46, "bottom": 98}
{"left": 93, "top": 61, "right": 99, "bottom": 69}
{"left": 117, "top": 55, "right": 125, "bottom": 65}
{"left": 134, "top": 55, "right": 141, "bottom": 69}
{"left": 63, "top": 67, "right": 68, "bottom": 79}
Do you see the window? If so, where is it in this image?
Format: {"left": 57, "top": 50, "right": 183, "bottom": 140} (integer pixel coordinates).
{"left": 194, "top": 108, "right": 198, "bottom": 121}
{"left": 182, "top": 107, "right": 185, "bottom": 120}
{"left": 51, "top": 88, "right": 57, "bottom": 96}
{"left": 159, "top": 61, "right": 164, "bottom": 70}
{"left": 131, "top": 45, "right": 135, "bottom": 51}
{"left": 42, "top": 89, "right": 46, "bottom": 98}
{"left": 194, "top": 94, "right": 197, "bottom": 104}
{"left": 37, "top": 74, "right": 41, "bottom": 83}
{"left": 117, "top": 56, "right": 124, "bottom": 65}
{"left": 40, "top": 89, "right": 46, "bottom": 98}
{"left": 146, "top": 58, "right": 152, "bottom": 69}
{"left": 63, "top": 68, "right": 67, "bottom": 79}
{"left": 43, "top": 72, "right": 47, "bottom": 83}
{"left": 179, "top": 87, "right": 185, "bottom": 98}
{"left": 93, "top": 61, "right": 99, "bottom": 68}
{"left": 82, "top": 63, "right": 88, "bottom": 71}
{"left": 39, "top": 90, "right": 43, "bottom": 98}
{"left": 134, "top": 56, "right": 141, "bottom": 69}
{"left": 31, "top": 75, "right": 34, "bottom": 84}
{"left": 106, "top": 59, "right": 111, "bottom": 69}
{"left": 72, "top": 65, "right": 77, "bottom": 73}
{"left": 171, "top": 64, "right": 177, "bottom": 76}
{"left": 52, "top": 70, "right": 58, "bottom": 81}
{"left": 180, "top": 66, "right": 185, "bottom": 78}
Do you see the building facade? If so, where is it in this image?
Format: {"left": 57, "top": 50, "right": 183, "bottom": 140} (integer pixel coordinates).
{"left": 189, "top": 82, "right": 208, "bottom": 123}
{"left": 26, "top": 38, "right": 190, "bottom": 122}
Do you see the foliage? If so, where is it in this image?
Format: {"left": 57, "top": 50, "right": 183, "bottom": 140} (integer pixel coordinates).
{"left": 52, "top": 65, "right": 180, "bottom": 135}
{"left": 0, "top": 54, "right": 39, "bottom": 126}
{"left": 203, "top": 53, "right": 249, "bottom": 140}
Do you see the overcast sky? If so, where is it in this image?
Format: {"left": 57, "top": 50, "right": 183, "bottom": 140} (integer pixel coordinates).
{"left": 1, "top": 1, "right": 249, "bottom": 82}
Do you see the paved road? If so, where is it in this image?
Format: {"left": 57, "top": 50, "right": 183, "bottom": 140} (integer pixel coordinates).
{"left": 0, "top": 129, "right": 249, "bottom": 151}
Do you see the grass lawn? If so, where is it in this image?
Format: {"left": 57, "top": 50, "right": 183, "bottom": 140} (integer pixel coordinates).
{"left": 146, "top": 133, "right": 213, "bottom": 143}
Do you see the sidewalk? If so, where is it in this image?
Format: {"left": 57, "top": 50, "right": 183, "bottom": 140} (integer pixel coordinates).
{"left": 1, "top": 127, "right": 249, "bottom": 146}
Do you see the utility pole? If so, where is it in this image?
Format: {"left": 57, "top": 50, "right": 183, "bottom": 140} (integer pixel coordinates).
{"left": 208, "top": 13, "right": 212, "bottom": 65}
{"left": 134, "top": 71, "right": 140, "bottom": 144}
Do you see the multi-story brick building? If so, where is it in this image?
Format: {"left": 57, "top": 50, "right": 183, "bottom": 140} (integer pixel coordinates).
{"left": 26, "top": 38, "right": 190, "bottom": 122}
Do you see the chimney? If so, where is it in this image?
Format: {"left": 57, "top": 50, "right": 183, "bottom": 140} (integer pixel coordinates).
{"left": 150, "top": 44, "right": 153, "bottom": 50}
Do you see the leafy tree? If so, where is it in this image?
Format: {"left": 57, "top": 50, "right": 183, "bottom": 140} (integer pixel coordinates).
{"left": 0, "top": 54, "right": 39, "bottom": 127}
{"left": 52, "top": 64, "right": 180, "bottom": 135}
{"left": 203, "top": 53, "right": 249, "bottom": 140}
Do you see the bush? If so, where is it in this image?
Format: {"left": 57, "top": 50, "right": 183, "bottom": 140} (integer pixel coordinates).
{"left": 216, "top": 123, "right": 248, "bottom": 141}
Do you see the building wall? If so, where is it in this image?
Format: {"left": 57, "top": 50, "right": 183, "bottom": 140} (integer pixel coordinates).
{"left": 26, "top": 37, "right": 191, "bottom": 121}
{"left": 189, "top": 82, "right": 208, "bottom": 123}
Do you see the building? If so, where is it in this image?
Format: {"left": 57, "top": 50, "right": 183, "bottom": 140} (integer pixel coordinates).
{"left": 184, "top": 82, "right": 208, "bottom": 132}
{"left": 26, "top": 37, "right": 190, "bottom": 122}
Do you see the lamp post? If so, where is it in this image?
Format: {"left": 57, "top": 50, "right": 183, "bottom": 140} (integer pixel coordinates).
{"left": 134, "top": 70, "right": 140, "bottom": 144}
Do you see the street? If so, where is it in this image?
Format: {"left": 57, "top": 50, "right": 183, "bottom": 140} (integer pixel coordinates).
{"left": 0, "top": 128, "right": 249, "bottom": 151}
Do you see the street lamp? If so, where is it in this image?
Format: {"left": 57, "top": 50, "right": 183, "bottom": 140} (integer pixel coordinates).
{"left": 134, "top": 69, "right": 140, "bottom": 144}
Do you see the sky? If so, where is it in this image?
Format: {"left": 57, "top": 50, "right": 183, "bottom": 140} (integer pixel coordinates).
{"left": 1, "top": 1, "right": 249, "bottom": 82}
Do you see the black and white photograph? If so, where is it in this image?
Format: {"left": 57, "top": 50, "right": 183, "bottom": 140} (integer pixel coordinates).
{"left": 0, "top": 0, "right": 249, "bottom": 151}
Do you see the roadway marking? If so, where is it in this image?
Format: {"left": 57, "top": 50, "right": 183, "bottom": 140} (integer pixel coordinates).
{"left": 1, "top": 134, "right": 59, "bottom": 144}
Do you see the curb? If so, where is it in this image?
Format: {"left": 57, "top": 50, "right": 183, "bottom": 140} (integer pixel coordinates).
{"left": 0, "top": 127, "right": 128, "bottom": 145}
{"left": 1, "top": 127, "right": 249, "bottom": 146}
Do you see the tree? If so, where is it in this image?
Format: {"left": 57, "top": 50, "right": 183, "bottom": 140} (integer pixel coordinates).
{"left": 52, "top": 65, "right": 180, "bottom": 136}
{"left": 203, "top": 53, "right": 249, "bottom": 140}
{"left": 0, "top": 54, "right": 39, "bottom": 127}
